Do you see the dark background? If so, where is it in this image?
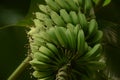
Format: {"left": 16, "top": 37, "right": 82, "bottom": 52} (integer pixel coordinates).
{"left": 0, "top": 0, "right": 44, "bottom": 80}
{"left": 0, "top": 0, "right": 120, "bottom": 80}
{"left": 0, "top": 0, "right": 30, "bottom": 80}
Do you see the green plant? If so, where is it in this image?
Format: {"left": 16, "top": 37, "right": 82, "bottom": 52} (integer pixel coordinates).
{"left": 6, "top": 0, "right": 120, "bottom": 80}
{"left": 28, "top": 0, "right": 109, "bottom": 80}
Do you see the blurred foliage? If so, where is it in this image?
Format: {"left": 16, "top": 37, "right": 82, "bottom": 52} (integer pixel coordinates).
{"left": 93, "top": 0, "right": 111, "bottom": 6}
{"left": 0, "top": 0, "right": 120, "bottom": 80}
{"left": 96, "top": 0, "right": 120, "bottom": 77}
{"left": 0, "top": 26, "right": 29, "bottom": 79}
{"left": 0, "top": 0, "right": 44, "bottom": 80}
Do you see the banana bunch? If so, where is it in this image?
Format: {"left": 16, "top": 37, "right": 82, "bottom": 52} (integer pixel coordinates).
{"left": 28, "top": 0, "right": 106, "bottom": 80}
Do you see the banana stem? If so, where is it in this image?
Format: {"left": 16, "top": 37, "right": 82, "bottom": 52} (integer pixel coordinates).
{"left": 7, "top": 56, "right": 31, "bottom": 80}
{"left": 56, "top": 64, "right": 71, "bottom": 80}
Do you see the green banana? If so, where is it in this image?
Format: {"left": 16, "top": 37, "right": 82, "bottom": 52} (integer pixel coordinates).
{"left": 33, "top": 19, "right": 43, "bottom": 28}
{"left": 46, "top": 27, "right": 60, "bottom": 46}
{"left": 30, "top": 45, "right": 39, "bottom": 53}
{"left": 84, "top": 42, "right": 89, "bottom": 53}
{"left": 36, "top": 31, "right": 51, "bottom": 42}
{"left": 74, "top": 24, "right": 80, "bottom": 37}
{"left": 45, "top": 0, "right": 61, "bottom": 12}
{"left": 64, "top": 0, "right": 78, "bottom": 11}
{"left": 66, "top": 23, "right": 77, "bottom": 50}
{"left": 32, "top": 66, "right": 54, "bottom": 72}
{"left": 33, "top": 52, "right": 57, "bottom": 65}
{"left": 90, "top": 30, "right": 103, "bottom": 45}
{"left": 46, "top": 43, "right": 62, "bottom": 61}
{"left": 33, "top": 71, "right": 53, "bottom": 79}
{"left": 55, "top": 0, "right": 70, "bottom": 11}
{"left": 44, "top": 18, "right": 53, "bottom": 28}
{"left": 86, "top": 19, "right": 98, "bottom": 39}
{"left": 83, "top": 44, "right": 102, "bottom": 59}
{"left": 38, "top": 5, "right": 52, "bottom": 15}
{"left": 30, "top": 59, "right": 56, "bottom": 70}
{"left": 46, "top": 43, "right": 59, "bottom": 55}
{"left": 60, "top": 9, "right": 72, "bottom": 23}
{"left": 77, "top": 29, "right": 85, "bottom": 56}
{"left": 73, "top": 0, "right": 80, "bottom": 6}
{"left": 35, "top": 12, "right": 49, "bottom": 21}
{"left": 32, "top": 19, "right": 46, "bottom": 32}
{"left": 28, "top": 19, "right": 45, "bottom": 35}
{"left": 31, "top": 34, "right": 45, "bottom": 45}
{"left": 39, "top": 46, "right": 57, "bottom": 60}
{"left": 69, "top": 11, "right": 79, "bottom": 25}
{"left": 74, "top": 25, "right": 81, "bottom": 50}
{"left": 78, "top": 12, "right": 88, "bottom": 32}
{"left": 65, "top": 29, "right": 72, "bottom": 49}
{"left": 84, "top": 0, "right": 93, "bottom": 14}
{"left": 66, "top": 28, "right": 76, "bottom": 50}
{"left": 54, "top": 27, "right": 68, "bottom": 48}
{"left": 67, "top": 23, "right": 75, "bottom": 28}
{"left": 30, "top": 42, "right": 43, "bottom": 50}
{"left": 38, "top": 45, "right": 61, "bottom": 64}
{"left": 50, "top": 11, "right": 65, "bottom": 26}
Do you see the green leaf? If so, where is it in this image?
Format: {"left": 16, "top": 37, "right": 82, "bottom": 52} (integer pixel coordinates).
{"left": 93, "top": 0, "right": 111, "bottom": 7}
{"left": 103, "top": 0, "right": 111, "bottom": 6}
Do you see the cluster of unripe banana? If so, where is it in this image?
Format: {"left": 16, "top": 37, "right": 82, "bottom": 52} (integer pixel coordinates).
{"left": 28, "top": 0, "right": 105, "bottom": 80}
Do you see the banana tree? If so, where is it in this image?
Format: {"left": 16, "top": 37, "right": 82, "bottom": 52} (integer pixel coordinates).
{"left": 7, "top": 0, "right": 120, "bottom": 80}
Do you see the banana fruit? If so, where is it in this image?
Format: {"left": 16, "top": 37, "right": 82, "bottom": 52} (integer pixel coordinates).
{"left": 88, "top": 19, "right": 98, "bottom": 38}
{"left": 78, "top": 12, "right": 88, "bottom": 32}
{"left": 32, "top": 19, "right": 43, "bottom": 29}
{"left": 54, "top": 27, "right": 68, "bottom": 48}
{"left": 55, "top": 0, "right": 70, "bottom": 11}
{"left": 60, "top": 9, "right": 72, "bottom": 23}
{"left": 89, "top": 30, "right": 103, "bottom": 45}
{"left": 83, "top": 44, "right": 102, "bottom": 60}
{"left": 38, "top": 5, "right": 52, "bottom": 15}
{"left": 84, "top": 0, "right": 93, "bottom": 14}
{"left": 69, "top": 11, "right": 79, "bottom": 25}
{"left": 64, "top": 0, "right": 78, "bottom": 11}
{"left": 45, "top": 0, "right": 60, "bottom": 12}
{"left": 28, "top": 0, "right": 106, "bottom": 80}
{"left": 33, "top": 51, "right": 54, "bottom": 64}
{"left": 77, "top": 29, "right": 85, "bottom": 56}
{"left": 33, "top": 71, "right": 53, "bottom": 79}
{"left": 44, "top": 18, "right": 54, "bottom": 28}
{"left": 66, "top": 27, "right": 76, "bottom": 50}
{"left": 36, "top": 31, "right": 51, "bottom": 42}
{"left": 93, "top": 30, "right": 103, "bottom": 43}
{"left": 46, "top": 27, "right": 60, "bottom": 46}
{"left": 39, "top": 45, "right": 56, "bottom": 60}
{"left": 30, "top": 59, "right": 56, "bottom": 71}
{"left": 50, "top": 11, "right": 65, "bottom": 26}
{"left": 35, "top": 12, "right": 49, "bottom": 21}
{"left": 46, "top": 43, "right": 61, "bottom": 59}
